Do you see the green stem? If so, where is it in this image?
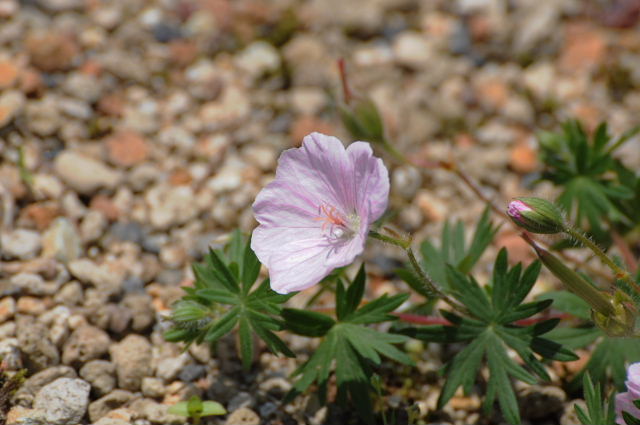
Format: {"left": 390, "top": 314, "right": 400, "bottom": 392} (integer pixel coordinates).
{"left": 406, "top": 247, "right": 467, "bottom": 314}
{"left": 564, "top": 227, "right": 640, "bottom": 294}
{"left": 369, "top": 230, "right": 467, "bottom": 314}
{"left": 369, "top": 230, "right": 410, "bottom": 249}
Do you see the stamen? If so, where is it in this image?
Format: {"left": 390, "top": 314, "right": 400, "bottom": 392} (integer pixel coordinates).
{"left": 314, "top": 203, "right": 347, "bottom": 231}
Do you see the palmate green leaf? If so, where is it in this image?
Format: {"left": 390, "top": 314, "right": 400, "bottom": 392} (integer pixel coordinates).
{"left": 403, "top": 249, "right": 575, "bottom": 424}
{"left": 284, "top": 266, "right": 412, "bottom": 424}
{"left": 407, "top": 207, "right": 498, "bottom": 294}
{"left": 539, "top": 289, "right": 640, "bottom": 390}
{"left": 537, "top": 291, "right": 592, "bottom": 320}
{"left": 288, "top": 322, "right": 413, "bottom": 424}
{"left": 623, "top": 412, "right": 640, "bottom": 425}
{"left": 544, "top": 326, "right": 600, "bottom": 351}
{"left": 281, "top": 308, "right": 335, "bottom": 337}
{"left": 335, "top": 264, "right": 366, "bottom": 321}
{"left": 165, "top": 231, "right": 294, "bottom": 370}
{"left": 537, "top": 119, "right": 639, "bottom": 240}
{"left": 575, "top": 373, "right": 616, "bottom": 425}
{"left": 571, "top": 336, "right": 640, "bottom": 391}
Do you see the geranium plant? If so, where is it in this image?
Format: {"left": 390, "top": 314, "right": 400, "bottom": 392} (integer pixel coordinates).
{"left": 166, "top": 69, "right": 640, "bottom": 424}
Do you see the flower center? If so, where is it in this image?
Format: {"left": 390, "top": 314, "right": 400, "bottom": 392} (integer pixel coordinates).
{"left": 315, "top": 203, "right": 359, "bottom": 241}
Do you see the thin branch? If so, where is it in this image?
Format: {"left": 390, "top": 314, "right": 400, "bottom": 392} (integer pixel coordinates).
{"left": 611, "top": 228, "right": 638, "bottom": 273}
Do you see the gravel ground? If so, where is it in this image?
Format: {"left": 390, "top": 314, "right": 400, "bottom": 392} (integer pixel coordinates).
{"left": 1, "top": 0, "right": 640, "bottom": 424}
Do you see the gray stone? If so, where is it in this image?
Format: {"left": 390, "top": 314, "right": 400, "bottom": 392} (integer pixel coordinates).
{"left": 178, "top": 364, "right": 206, "bottom": 382}
{"left": 122, "top": 294, "right": 155, "bottom": 332}
{"left": 0, "top": 229, "right": 41, "bottom": 259}
{"left": 107, "top": 304, "right": 132, "bottom": 334}
{"left": 14, "top": 366, "right": 77, "bottom": 405}
{"left": 0, "top": 297, "right": 15, "bottom": 323}
{"left": 79, "top": 360, "right": 116, "bottom": 397}
{"left": 0, "top": 321, "right": 15, "bottom": 339}
{"left": 63, "top": 73, "right": 103, "bottom": 102}
{"left": 0, "top": 338, "right": 21, "bottom": 370}
{"left": 227, "top": 392, "right": 255, "bottom": 412}
{"left": 519, "top": 384, "right": 566, "bottom": 419}
{"left": 16, "top": 315, "right": 59, "bottom": 371}
{"left": 141, "top": 377, "right": 165, "bottom": 398}
{"left": 25, "top": 96, "right": 60, "bottom": 136}
{"left": 207, "top": 376, "right": 240, "bottom": 404}
{"left": 80, "top": 210, "right": 107, "bottom": 243}
{"left": 106, "top": 222, "right": 146, "bottom": 245}
{"left": 68, "top": 259, "right": 123, "bottom": 296}
{"left": 34, "top": 378, "right": 90, "bottom": 425}
{"left": 42, "top": 217, "right": 81, "bottom": 263}
{"left": 122, "top": 276, "right": 145, "bottom": 294}
{"left": 259, "top": 376, "right": 292, "bottom": 397}
{"left": 62, "top": 324, "right": 111, "bottom": 365}
{"left": 53, "top": 281, "right": 83, "bottom": 306}
{"left": 88, "top": 390, "right": 134, "bottom": 423}
{"left": 0, "top": 91, "right": 25, "bottom": 128}
{"left": 155, "top": 353, "right": 190, "bottom": 382}
{"left": 128, "top": 399, "right": 184, "bottom": 424}
{"left": 259, "top": 402, "right": 278, "bottom": 418}
{"left": 235, "top": 41, "right": 281, "bottom": 79}
{"left": 8, "top": 273, "right": 60, "bottom": 297}
{"left": 110, "top": 334, "right": 152, "bottom": 391}
{"left": 145, "top": 185, "right": 197, "bottom": 229}
{"left": 224, "top": 407, "right": 260, "bottom": 425}
{"left": 393, "top": 31, "right": 435, "bottom": 68}
{"left": 93, "top": 418, "right": 131, "bottom": 425}
{"left": 99, "top": 50, "right": 148, "bottom": 82}
{"left": 54, "top": 151, "right": 120, "bottom": 194}
{"left": 37, "top": 0, "right": 83, "bottom": 12}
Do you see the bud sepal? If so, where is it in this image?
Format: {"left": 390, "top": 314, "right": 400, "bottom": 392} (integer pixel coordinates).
{"left": 507, "top": 197, "right": 565, "bottom": 234}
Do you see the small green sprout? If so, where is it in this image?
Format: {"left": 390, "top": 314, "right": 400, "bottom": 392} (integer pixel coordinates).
{"left": 167, "top": 395, "right": 226, "bottom": 425}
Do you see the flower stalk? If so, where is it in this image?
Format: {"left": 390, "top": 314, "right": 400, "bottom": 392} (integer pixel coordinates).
{"left": 369, "top": 229, "right": 467, "bottom": 314}
{"left": 521, "top": 233, "right": 638, "bottom": 336}
{"left": 564, "top": 226, "right": 640, "bottom": 294}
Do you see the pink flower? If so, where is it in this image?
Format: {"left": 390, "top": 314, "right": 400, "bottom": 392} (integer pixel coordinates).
{"left": 616, "top": 363, "right": 640, "bottom": 424}
{"left": 251, "top": 133, "right": 389, "bottom": 294}
{"left": 507, "top": 199, "right": 532, "bottom": 221}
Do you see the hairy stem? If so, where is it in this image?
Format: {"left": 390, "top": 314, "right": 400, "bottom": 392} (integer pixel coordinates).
{"left": 611, "top": 228, "right": 638, "bottom": 273}
{"left": 564, "top": 227, "right": 640, "bottom": 294}
{"left": 369, "top": 230, "right": 467, "bottom": 314}
{"left": 369, "top": 229, "right": 410, "bottom": 249}
{"left": 402, "top": 152, "right": 615, "bottom": 282}
{"left": 406, "top": 247, "right": 467, "bottom": 314}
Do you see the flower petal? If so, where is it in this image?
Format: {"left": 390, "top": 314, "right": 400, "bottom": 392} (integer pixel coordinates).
{"left": 276, "top": 132, "right": 356, "bottom": 215}
{"left": 250, "top": 132, "right": 390, "bottom": 294}
{"left": 251, "top": 225, "right": 322, "bottom": 269}
{"left": 627, "top": 362, "right": 640, "bottom": 399}
{"left": 616, "top": 391, "right": 640, "bottom": 425}
{"left": 258, "top": 231, "right": 334, "bottom": 294}
{"left": 346, "top": 141, "right": 390, "bottom": 222}
{"left": 253, "top": 180, "right": 318, "bottom": 228}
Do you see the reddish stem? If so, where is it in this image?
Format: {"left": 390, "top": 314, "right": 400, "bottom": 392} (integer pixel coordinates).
{"left": 337, "top": 58, "right": 352, "bottom": 105}
{"left": 394, "top": 313, "right": 452, "bottom": 325}
{"left": 394, "top": 312, "right": 572, "bottom": 327}
{"left": 611, "top": 228, "right": 638, "bottom": 273}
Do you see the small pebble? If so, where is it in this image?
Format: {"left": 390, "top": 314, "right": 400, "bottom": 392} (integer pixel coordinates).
{"left": 225, "top": 407, "right": 260, "bottom": 425}
{"left": 110, "top": 334, "right": 153, "bottom": 391}
{"left": 34, "top": 378, "right": 91, "bottom": 425}
{"left": 54, "top": 151, "right": 121, "bottom": 195}
{"left": 1, "top": 229, "right": 41, "bottom": 259}
{"left": 79, "top": 360, "right": 117, "bottom": 397}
